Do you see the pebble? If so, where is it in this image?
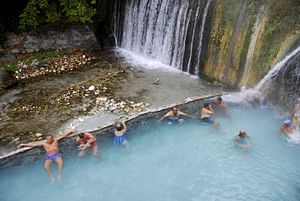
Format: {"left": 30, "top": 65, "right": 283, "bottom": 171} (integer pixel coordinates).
{"left": 88, "top": 85, "right": 95, "bottom": 91}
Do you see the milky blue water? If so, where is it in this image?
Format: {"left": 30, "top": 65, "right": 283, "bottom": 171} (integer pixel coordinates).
{"left": 1, "top": 105, "right": 300, "bottom": 201}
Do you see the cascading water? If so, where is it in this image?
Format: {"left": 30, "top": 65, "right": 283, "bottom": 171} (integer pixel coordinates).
{"left": 224, "top": 45, "right": 300, "bottom": 109}
{"left": 255, "top": 45, "right": 300, "bottom": 92}
{"left": 261, "top": 46, "right": 300, "bottom": 110}
{"left": 113, "top": 0, "right": 211, "bottom": 75}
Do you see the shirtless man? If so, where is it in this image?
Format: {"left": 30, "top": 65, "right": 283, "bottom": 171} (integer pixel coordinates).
{"left": 18, "top": 129, "right": 75, "bottom": 182}
{"left": 160, "top": 106, "right": 193, "bottom": 124}
{"left": 212, "top": 96, "right": 228, "bottom": 115}
{"left": 76, "top": 132, "right": 98, "bottom": 157}
{"left": 200, "top": 103, "right": 220, "bottom": 128}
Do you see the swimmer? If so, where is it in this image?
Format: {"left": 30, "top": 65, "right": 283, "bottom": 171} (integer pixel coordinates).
{"left": 281, "top": 119, "right": 293, "bottom": 135}
{"left": 212, "top": 96, "right": 228, "bottom": 115}
{"left": 160, "top": 106, "right": 193, "bottom": 124}
{"left": 114, "top": 121, "right": 128, "bottom": 147}
{"left": 200, "top": 103, "right": 220, "bottom": 128}
{"left": 76, "top": 132, "right": 98, "bottom": 158}
{"left": 233, "top": 130, "right": 250, "bottom": 150}
{"left": 18, "top": 129, "right": 76, "bottom": 182}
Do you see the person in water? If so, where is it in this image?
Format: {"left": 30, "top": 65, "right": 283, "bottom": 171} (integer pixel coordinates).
{"left": 76, "top": 132, "right": 98, "bottom": 157}
{"left": 291, "top": 98, "right": 300, "bottom": 127}
{"left": 160, "top": 106, "right": 193, "bottom": 124}
{"left": 200, "top": 103, "right": 219, "bottom": 128}
{"left": 18, "top": 129, "right": 76, "bottom": 182}
{"left": 233, "top": 130, "right": 250, "bottom": 150}
{"left": 212, "top": 96, "right": 228, "bottom": 115}
{"left": 114, "top": 121, "right": 128, "bottom": 146}
{"left": 281, "top": 119, "right": 293, "bottom": 135}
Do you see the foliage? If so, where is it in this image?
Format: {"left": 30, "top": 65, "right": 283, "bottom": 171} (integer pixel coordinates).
{"left": 1, "top": 49, "right": 67, "bottom": 72}
{"left": 19, "top": 0, "right": 97, "bottom": 31}
{"left": 23, "top": 49, "right": 68, "bottom": 64}
{"left": 256, "top": 0, "right": 300, "bottom": 75}
{"left": 5, "top": 64, "right": 19, "bottom": 72}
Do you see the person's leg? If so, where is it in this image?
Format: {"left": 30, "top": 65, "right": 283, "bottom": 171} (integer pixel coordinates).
{"left": 55, "top": 157, "right": 63, "bottom": 182}
{"left": 92, "top": 144, "right": 99, "bottom": 157}
{"left": 78, "top": 149, "right": 86, "bottom": 157}
{"left": 44, "top": 160, "right": 55, "bottom": 183}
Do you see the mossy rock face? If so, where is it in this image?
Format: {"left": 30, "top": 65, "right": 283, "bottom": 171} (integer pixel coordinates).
{"left": 202, "top": 0, "right": 300, "bottom": 88}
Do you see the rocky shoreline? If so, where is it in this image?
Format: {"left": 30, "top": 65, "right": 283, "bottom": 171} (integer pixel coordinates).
{"left": 0, "top": 50, "right": 151, "bottom": 153}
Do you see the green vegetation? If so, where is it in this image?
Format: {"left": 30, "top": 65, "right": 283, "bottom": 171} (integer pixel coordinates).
{"left": 5, "top": 64, "right": 18, "bottom": 72}
{"left": 256, "top": 0, "right": 300, "bottom": 75}
{"left": 23, "top": 49, "right": 68, "bottom": 64}
{"left": 1, "top": 49, "right": 68, "bottom": 72}
{"left": 19, "top": 0, "right": 97, "bottom": 31}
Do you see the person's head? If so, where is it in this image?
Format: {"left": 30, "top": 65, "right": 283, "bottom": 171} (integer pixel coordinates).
{"left": 46, "top": 134, "right": 54, "bottom": 144}
{"left": 203, "top": 103, "right": 210, "bottom": 108}
{"left": 78, "top": 133, "right": 84, "bottom": 139}
{"left": 216, "top": 96, "right": 222, "bottom": 103}
{"left": 283, "top": 119, "right": 292, "bottom": 127}
{"left": 238, "top": 130, "right": 247, "bottom": 138}
{"left": 172, "top": 106, "right": 179, "bottom": 115}
{"left": 297, "top": 98, "right": 300, "bottom": 103}
{"left": 115, "top": 122, "right": 124, "bottom": 131}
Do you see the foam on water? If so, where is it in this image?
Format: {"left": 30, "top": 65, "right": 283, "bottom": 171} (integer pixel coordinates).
{"left": 1, "top": 105, "right": 300, "bottom": 201}
{"left": 115, "top": 48, "right": 199, "bottom": 79}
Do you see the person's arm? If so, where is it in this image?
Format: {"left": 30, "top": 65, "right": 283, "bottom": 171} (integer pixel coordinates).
{"left": 56, "top": 129, "right": 76, "bottom": 141}
{"left": 209, "top": 105, "right": 214, "bottom": 113}
{"left": 232, "top": 136, "right": 237, "bottom": 144}
{"left": 160, "top": 112, "right": 171, "bottom": 122}
{"left": 178, "top": 111, "right": 194, "bottom": 118}
{"left": 18, "top": 142, "right": 43, "bottom": 148}
{"left": 85, "top": 133, "right": 96, "bottom": 144}
{"left": 121, "top": 122, "right": 127, "bottom": 133}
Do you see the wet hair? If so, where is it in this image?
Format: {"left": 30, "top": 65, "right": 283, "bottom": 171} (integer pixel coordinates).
{"left": 217, "top": 97, "right": 222, "bottom": 101}
{"left": 172, "top": 106, "right": 178, "bottom": 111}
{"left": 46, "top": 134, "right": 53, "bottom": 138}
{"left": 238, "top": 130, "right": 247, "bottom": 138}
{"left": 115, "top": 122, "right": 124, "bottom": 131}
{"left": 78, "top": 133, "right": 84, "bottom": 139}
{"left": 203, "top": 103, "right": 210, "bottom": 108}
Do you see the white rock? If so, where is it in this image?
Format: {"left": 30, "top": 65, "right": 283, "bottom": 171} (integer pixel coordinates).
{"left": 35, "top": 133, "right": 43, "bottom": 137}
{"left": 88, "top": 85, "right": 95, "bottom": 91}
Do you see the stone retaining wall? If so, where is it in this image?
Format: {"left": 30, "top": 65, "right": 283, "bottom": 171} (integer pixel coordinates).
{"left": 0, "top": 94, "right": 221, "bottom": 168}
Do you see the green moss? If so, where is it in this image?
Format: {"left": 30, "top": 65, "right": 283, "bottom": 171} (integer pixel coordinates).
{"left": 255, "top": 0, "right": 300, "bottom": 76}
{"left": 24, "top": 49, "right": 67, "bottom": 64}
{"left": 0, "top": 49, "right": 68, "bottom": 72}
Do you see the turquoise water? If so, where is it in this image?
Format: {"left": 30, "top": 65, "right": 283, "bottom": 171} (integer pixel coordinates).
{"left": 1, "top": 105, "right": 300, "bottom": 201}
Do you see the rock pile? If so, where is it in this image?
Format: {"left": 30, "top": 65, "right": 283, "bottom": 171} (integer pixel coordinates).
{"left": 14, "top": 50, "right": 96, "bottom": 80}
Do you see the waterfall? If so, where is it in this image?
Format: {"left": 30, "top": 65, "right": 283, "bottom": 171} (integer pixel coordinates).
{"left": 255, "top": 45, "right": 300, "bottom": 91}
{"left": 224, "top": 45, "right": 300, "bottom": 107}
{"left": 113, "top": 0, "right": 211, "bottom": 75}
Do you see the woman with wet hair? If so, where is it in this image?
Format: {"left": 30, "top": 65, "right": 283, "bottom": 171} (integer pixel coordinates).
{"left": 114, "top": 121, "right": 128, "bottom": 147}
{"left": 233, "top": 130, "right": 250, "bottom": 150}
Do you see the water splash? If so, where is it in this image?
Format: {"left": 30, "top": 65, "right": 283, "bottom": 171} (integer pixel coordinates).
{"left": 255, "top": 45, "right": 300, "bottom": 91}
{"left": 287, "top": 128, "right": 300, "bottom": 144}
